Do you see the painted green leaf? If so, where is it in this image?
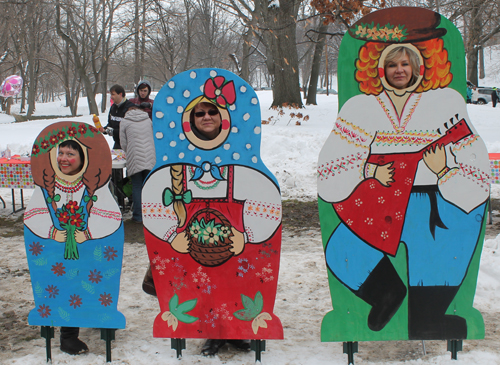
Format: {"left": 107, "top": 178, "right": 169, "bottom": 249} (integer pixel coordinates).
{"left": 94, "top": 246, "right": 103, "bottom": 261}
{"left": 58, "top": 307, "right": 70, "bottom": 322}
{"left": 33, "top": 257, "right": 47, "bottom": 266}
{"left": 104, "top": 268, "right": 119, "bottom": 279}
{"left": 34, "top": 282, "right": 43, "bottom": 297}
{"left": 169, "top": 293, "right": 179, "bottom": 311}
{"left": 233, "top": 292, "right": 264, "bottom": 321}
{"left": 67, "top": 268, "right": 79, "bottom": 279}
{"left": 169, "top": 294, "right": 199, "bottom": 323}
{"left": 81, "top": 280, "right": 95, "bottom": 294}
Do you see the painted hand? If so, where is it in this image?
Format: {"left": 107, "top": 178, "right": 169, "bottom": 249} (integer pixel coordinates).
{"left": 374, "top": 162, "right": 395, "bottom": 186}
{"left": 53, "top": 229, "right": 67, "bottom": 242}
{"left": 171, "top": 232, "right": 190, "bottom": 253}
{"left": 74, "top": 229, "right": 87, "bottom": 243}
{"left": 423, "top": 144, "right": 447, "bottom": 175}
{"left": 229, "top": 227, "right": 245, "bottom": 255}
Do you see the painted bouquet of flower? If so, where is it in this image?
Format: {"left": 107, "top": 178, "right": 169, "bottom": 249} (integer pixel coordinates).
{"left": 55, "top": 201, "right": 87, "bottom": 260}
{"left": 186, "top": 208, "right": 234, "bottom": 266}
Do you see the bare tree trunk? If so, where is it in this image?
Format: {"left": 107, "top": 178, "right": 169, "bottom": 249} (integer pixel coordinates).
{"left": 266, "top": 1, "right": 302, "bottom": 107}
{"left": 56, "top": 1, "right": 99, "bottom": 116}
{"left": 134, "top": 0, "right": 140, "bottom": 84}
{"left": 466, "top": 3, "right": 482, "bottom": 86}
{"left": 306, "top": 21, "right": 328, "bottom": 105}
{"left": 26, "top": 1, "right": 37, "bottom": 118}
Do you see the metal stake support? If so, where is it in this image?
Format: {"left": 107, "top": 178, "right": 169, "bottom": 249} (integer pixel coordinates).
{"left": 343, "top": 341, "right": 358, "bottom": 365}
{"left": 40, "top": 326, "right": 54, "bottom": 362}
{"left": 100, "top": 328, "right": 116, "bottom": 362}
{"left": 251, "top": 339, "right": 266, "bottom": 362}
{"left": 171, "top": 338, "right": 186, "bottom": 358}
{"left": 447, "top": 339, "right": 462, "bottom": 360}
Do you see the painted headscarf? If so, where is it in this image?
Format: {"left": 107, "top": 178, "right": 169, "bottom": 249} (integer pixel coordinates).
{"left": 151, "top": 68, "right": 277, "bottom": 185}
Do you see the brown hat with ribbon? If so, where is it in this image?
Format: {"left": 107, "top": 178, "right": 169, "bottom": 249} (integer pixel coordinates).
{"left": 348, "top": 7, "right": 446, "bottom": 43}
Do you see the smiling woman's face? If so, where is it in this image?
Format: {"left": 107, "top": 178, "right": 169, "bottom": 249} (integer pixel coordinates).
{"left": 57, "top": 145, "right": 83, "bottom": 176}
{"left": 384, "top": 53, "right": 413, "bottom": 90}
{"left": 193, "top": 102, "right": 222, "bottom": 140}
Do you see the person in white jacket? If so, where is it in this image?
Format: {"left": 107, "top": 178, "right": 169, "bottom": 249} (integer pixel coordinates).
{"left": 120, "top": 106, "right": 156, "bottom": 223}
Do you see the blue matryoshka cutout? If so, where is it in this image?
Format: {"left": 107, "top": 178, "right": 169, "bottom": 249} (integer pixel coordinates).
{"left": 24, "top": 122, "right": 125, "bottom": 329}
{"left": 142, "top": 68, "right": 283, "bottom": 340}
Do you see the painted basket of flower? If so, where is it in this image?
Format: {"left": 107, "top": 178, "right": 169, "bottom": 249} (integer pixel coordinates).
{"left": 186, "top": 208, "right": 234, "bottom": 266}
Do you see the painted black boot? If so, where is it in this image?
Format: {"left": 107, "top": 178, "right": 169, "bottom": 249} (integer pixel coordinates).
{"left": 354, "top": 256, "right": 407, "bottom": 331}
{"left": 408, "top": 285, "right": 467, "bottom": 340}
{"left": 60, "top": 327, "right": 89, "bottom": 355}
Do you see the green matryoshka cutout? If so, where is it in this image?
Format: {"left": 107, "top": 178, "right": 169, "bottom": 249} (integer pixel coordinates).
{"left": 317, "top": 7, "right": 490, "bottom": 342}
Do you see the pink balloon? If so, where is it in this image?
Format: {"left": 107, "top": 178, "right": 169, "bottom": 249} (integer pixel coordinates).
{"left": 0, "top": 75, "right": 23, "bottom": 98}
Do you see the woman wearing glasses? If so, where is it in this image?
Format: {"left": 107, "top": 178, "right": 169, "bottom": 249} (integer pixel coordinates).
{"left": 141, "top": 70, "right": 283, "bottom": 357}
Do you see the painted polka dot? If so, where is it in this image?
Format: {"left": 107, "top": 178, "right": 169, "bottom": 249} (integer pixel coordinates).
{"left": 243, "top": 113, "right": 250, "bottom": 121}
{"left": 254, "top": 126, "right": 261, "bottom": 134}
{"left": 179, "top": 152, "right": 185, "bottom": 159}
{"left": 177, "top": 106, "right": 184, "bottom": 113}
{"left": 215, "top": 157, "right": 221, "bottom": 164}
{"left": 222, "top": 119, "right": 230, "bottom": 130}
{"left": 179, "top": 133, "right": 186, "bottom": 140}
{"left": 231, "top": 127, "right": 238, "bottom": 133}
{"left": 252, "top": 156, "right": 258, "bottom": 163}
{"left": 168, "top": 81, "right": 175, "bottom": 88}
{"left": 167, "top": 96, "right": 174, "bottom": 104}
{"left": 170, "top": 141, "right": 177, "bottom": 147}
{"left": 195, "top": 156, "right": 201, "bottom": 162}
{"left": 169, "top": 121, "right": 176, "bottom": 128}
{"left": 229, "top": 104, "right": 236, "bottom": 111}
{"left": 240, "top": 86, "right": 247, "bottom": 93}
{"left": 155, "top": 111, "right": 164, "bottom": 119}
{"left": 246, "top": 144, "right": 251, "bottom": 150}
{"left": 210, "top": 70, "right": 217, "bottom": 77}
{"left": 251, "top": 98, "right": 258, "bottom": 105}
{"left": 183, "top": 121, "right": 191, "bottom": 132}
{"left": 188, "top": 144, "right": 195, "bottom": 151}
{"left": 190, "top": 71, "right": 197, "bottom": 79}
{"left": 224, "top": 144, "right": 230, "bottom": 150}
{"left": 155, "top": 132, "right": 163, "bottom": 139}
{"left": 199, "top": 85, "right": 204, "bottom": 93}
{"left": 163, "top": 155, "right": 168, "bottom": 161}
{"left": 183, "top": 90, "right": 191, "bottom": 98}
{"left": 233, "top": 153, "right": 240, "bottom": 160}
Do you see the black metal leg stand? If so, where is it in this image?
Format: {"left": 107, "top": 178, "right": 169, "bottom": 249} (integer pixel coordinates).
{"left": 343, "top": 341, "right": 358, "bottom": 365}
{"left": 40, "top": 326, "right": 54, "bottom": 362}
{"left": 170, "top": 338, "right": 186, "bottom": 358}
{"left": 251, "top": 340, "right": 266, "bottom": 362}
{"left": 447, "top": 339, "right": 462, "bottom": 360}
{"left": 100, "top": 328, "right": 116, "bottom": 362}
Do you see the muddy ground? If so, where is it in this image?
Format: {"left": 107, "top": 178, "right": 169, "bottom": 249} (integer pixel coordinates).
{"left": 1, "top": 200, "right": 500, "bottom": 363}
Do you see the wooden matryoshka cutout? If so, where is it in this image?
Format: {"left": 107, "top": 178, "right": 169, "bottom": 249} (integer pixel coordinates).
{"left": 142, "top": 68, "right": 283, "bottom": 340}
{"left": 24, "top": 122, "right": 125, "bottom": 329}
{"left": 317, "top": 7, "right": 489, "bottom": 342}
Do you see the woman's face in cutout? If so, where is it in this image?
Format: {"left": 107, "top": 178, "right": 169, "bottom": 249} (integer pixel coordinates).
{"left": 193, "top": 102, "right": 222, "bottom": 140}
{"left": 384, "top": 53, "right": 413, "bottom": 90}
{"left": 57, "top": 145, "right": 83, "bottom": 176}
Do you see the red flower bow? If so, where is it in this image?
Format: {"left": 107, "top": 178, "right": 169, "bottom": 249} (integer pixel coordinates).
{"left": 203, "top": 76, "right": 236, "bottom": 108}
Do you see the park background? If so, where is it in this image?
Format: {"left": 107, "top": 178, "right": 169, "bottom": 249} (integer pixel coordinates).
{"left": 1, "top": 1, "right": 500, "bottom": 364}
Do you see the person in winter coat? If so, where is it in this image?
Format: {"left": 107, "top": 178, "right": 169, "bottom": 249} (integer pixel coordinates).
{"left": 119, "top": 105, "right": 156, "bottom": 222}
{"left": 130, "top": 80, "right": 154, "bottom": 119}
{"left": 102, "top": 84, "right": 135, "bottom": 149}
{"left": 492, "top": 89, "right": 498, "bottom": 108}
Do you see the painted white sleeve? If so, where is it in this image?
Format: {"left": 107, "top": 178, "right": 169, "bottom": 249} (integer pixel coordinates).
{"left": 233, "top": 166, "right": 281, "bottom": 243}
{"left": 23, "top": 187, "right": 53, "bottom": 238}
{"left": 317, "top": 113, "right": 374, "bottom": 203}
{"left": 87, "top": 185, "right": 122, "bottom": 238}
{"left": 437, "top": 129, "right": 490, "bottom": 212}
{"left": 142, "top": 166, "right": 179, "bottom": 241}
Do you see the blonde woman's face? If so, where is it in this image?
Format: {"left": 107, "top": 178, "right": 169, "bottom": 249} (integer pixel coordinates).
{"left": 384, "top": 53, "right": 413, "bottom": 90}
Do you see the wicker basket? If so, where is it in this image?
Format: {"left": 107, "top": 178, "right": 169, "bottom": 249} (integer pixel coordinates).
{"left": 187, "top": 208, "right": 234, "bottom": 266}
